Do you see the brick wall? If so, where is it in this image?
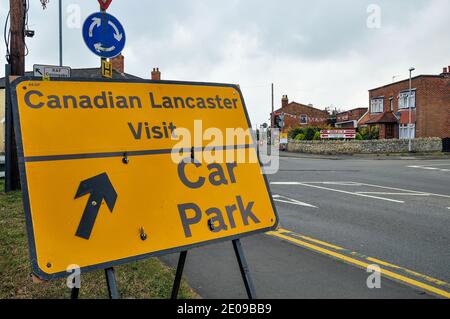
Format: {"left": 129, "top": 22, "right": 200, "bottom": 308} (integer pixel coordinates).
{"left": 417, "top": 76, "right": 450, "bottom": 138}
{"left": 369, "top": 75, "right": 450, "bottom": 138}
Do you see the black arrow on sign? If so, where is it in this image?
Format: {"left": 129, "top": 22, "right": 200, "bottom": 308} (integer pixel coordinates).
{"left": 74, "top": 173, "right": 117, "bottom": 240}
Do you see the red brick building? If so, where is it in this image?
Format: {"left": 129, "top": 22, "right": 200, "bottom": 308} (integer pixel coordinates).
{"left": 335, "top": 107, "right": 368, "bottom": 128}
{"left": 272, "top": 95, "right": 329, "bottom": 131}
{"left": 360, "top": 66, "right": 450, "bottom": 139}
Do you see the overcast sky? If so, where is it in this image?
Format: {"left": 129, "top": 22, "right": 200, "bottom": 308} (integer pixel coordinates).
{"left": 1, "top": 0, "right": 449, "bottom": 125}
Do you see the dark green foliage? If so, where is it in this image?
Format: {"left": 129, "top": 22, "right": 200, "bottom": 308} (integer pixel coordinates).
{"left": 289, "top": 128, "right": 304, "bottom": 139}
{"left": 305, "top": 128, "right": 316, "bottom": 140}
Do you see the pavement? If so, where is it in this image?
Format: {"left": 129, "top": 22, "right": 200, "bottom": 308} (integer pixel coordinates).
{"left": 161, "top": 154, "right": 450, "bottom": 299}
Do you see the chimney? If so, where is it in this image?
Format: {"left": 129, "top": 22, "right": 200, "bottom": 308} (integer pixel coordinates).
{"left": 111, "top": 54, "right": 124, "bottom": 73}
{"left": 443, "top": 67, "right": 448, "bottom": 74}
{"left": 151, "top": 68, "right": 161, "bottom": 80}
{"left": 281, "top": 95, "right": 289, "bottom": 108}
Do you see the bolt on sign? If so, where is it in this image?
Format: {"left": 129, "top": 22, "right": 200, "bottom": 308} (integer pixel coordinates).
{"left": 10, "top": 78, "right": 278, "bottom": 280}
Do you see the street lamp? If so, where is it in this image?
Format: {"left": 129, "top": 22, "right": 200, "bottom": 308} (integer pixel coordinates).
{"left": 408, "top": 67, "right": 415, "bottom": 152}
{"left": 59, "top": 0, "right": 63, "bottom": 66}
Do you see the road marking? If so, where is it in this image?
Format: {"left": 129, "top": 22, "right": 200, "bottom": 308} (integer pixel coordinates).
{"left": 267, "top": 228, "right": 450, "bottom": 298}
{"left": 277, "top": 228, "right": 344, "bottom": 250}
{"left": 356, "top": 182, "right": 450, "bottom": 199}
{"left": 296, "top": 182, "right": 363, "bottom": 186}
{"left": 272, "top": 194, "right": 317, "bottom": 208}
{"left": 365, "top": 256, "right": 449, "bottom": 287}
{"left": 300, "top": 181, "right": 450, "bottom": 198}
{"left": 356, "top": 192, "right": 430, "bottom": 196}
{"left": 411, "top": 163, "right": 450, "bottom": 167}
{"left": 271, "top": 182, "right": 301, "bottom": 185}
{"left": 366, "top": 257, "right": 401, "bottom": 269}
{"left": 320, "top": 182, "right": 361, "bottom": 186}
{"left": 305, "top": 181, "right": 437, "bottom": 195}
{"left": 408, "top": 164, "right": 450, "bottom": 172}
{"left": 271, "top": 182, "right": 405, "bottom": 203}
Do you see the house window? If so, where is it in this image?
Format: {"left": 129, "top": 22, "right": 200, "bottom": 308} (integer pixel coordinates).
{"left": 398, "top": 90, "right": 416, "bottom": 109}
{"left": 300, "top": 114, "right": 308, "bottom": 124}
{"left": 371, "top": 98, "right": 384, "bottom": 113}
{"left": 399, "top": 124, "right": 415, "bottom": 139}
{"left": 389, "top": 98, "right": 394, "bottom": 111}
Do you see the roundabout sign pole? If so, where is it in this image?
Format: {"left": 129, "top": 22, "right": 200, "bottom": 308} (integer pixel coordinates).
{"left": 80, "top": 0, "right": 126, "bottom": 296}
{"left": 82, "top": 1, "right": 126, "bottom": 78}
{"left": 100, "top": 5, "right": 107, "bottom": 78}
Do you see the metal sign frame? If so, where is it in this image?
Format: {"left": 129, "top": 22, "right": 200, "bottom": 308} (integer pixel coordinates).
{"left": 10, "top": 77, "right": 279, "bottom": 282}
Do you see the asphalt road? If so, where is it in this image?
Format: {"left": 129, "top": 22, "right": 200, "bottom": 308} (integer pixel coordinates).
{"left": 162, "top": 154, "right": 450, "bottom": 299}
{"left": 270, "top": 154, "right": 450, "bottom": 282}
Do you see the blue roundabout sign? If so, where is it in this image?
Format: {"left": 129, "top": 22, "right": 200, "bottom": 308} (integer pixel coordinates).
{"left": 82, "top": 12, "right": 126, "bottom": 59}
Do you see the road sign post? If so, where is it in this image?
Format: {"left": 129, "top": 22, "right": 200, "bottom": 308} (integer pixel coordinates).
{"left": 233, "top": 238, "right": 257, "bottom": 299}
{"left": 105, "top": 267, "right": 120, "bottom": 299}
{"left": 70, "top": 282, "right": 79, "bottom": 299}
{"left": 10, "top": 77, "right": 278, "bottom": 298}
{"left": 171, "top": 250, "right": 188, "bottom": 299}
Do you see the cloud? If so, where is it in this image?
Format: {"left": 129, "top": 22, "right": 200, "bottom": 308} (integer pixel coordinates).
{"left": 1, "top": 0, "right": 448, "bottom": 125}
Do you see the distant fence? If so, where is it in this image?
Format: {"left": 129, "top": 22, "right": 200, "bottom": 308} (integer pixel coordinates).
{"left": 287, "top": 138, "right": 443, "bottom": 155}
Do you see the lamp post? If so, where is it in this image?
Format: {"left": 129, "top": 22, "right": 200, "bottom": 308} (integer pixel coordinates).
{"left": 59, "top": 0, "right": 63, "bottom": 66}
{"left": 408, "top": 67, "right": 415, "bottom": 152}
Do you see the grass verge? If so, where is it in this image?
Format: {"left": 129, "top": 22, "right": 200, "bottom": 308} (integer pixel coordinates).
{"left": 0, "top": 179, "right": 197, "bottom": 299}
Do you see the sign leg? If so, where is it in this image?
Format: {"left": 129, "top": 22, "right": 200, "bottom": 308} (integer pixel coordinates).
{"left": 105, "top": 267, "right": 120, "bottom": 299}
{"left": 71, "top": 286, "right": 79, "bottom": 299}
{"left": 171, "top": 250, "right": 188, "bottom": 299}
{"left": 4, "top": 64, "right": 20, "bottom": 192}
{"left": 232, "top": 239, "right": 257, "bottom": 299}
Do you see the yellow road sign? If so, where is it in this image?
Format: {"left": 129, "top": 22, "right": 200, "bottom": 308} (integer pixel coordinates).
{"left": 11, "top": 78, "right": 278, "bottom": 280}
{"left": 101, "top": 60, "right": 113, "bottom": 78}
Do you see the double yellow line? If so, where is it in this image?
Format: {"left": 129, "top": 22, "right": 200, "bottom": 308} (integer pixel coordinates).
{"left": 266, "top": 228, "right": 450, "bottom": 299}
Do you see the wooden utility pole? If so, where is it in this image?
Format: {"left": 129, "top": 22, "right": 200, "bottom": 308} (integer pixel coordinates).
{"left": 5, "top": 0, "right": 26, "bottom": 191}
{"left": 9, "top": 0, "right": 26, "bottom": 75}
